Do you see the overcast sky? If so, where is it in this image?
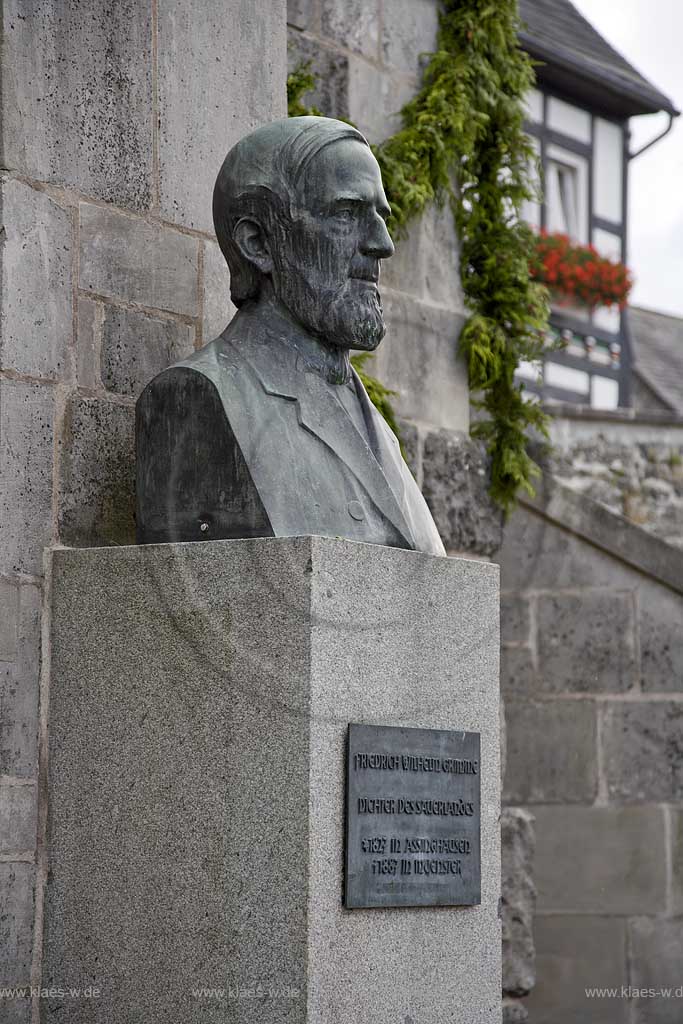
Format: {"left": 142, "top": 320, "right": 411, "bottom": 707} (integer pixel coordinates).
{"left": 569, "top": 0, "right": 683, "bottom": 316}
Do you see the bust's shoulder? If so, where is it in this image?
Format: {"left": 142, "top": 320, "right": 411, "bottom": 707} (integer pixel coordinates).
{"left": 142, "top": 312, "right": 255, "bottom": 397}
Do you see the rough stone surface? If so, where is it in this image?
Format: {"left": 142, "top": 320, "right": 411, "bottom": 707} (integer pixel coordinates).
{"left": 1, "top": 0, "right": 152, "bottom": 210}
{"left": 79, "top": 204, "right": 199, "bottom": 316}
{"left": 45, "top": 537, "right": 501, "bottom": 1022}
{"left": 287, "top": 0, "right": 318, "bottom": 31}
{"left": 500, "top": 646, "right": 536, "bottom": 699}
{"left": 202, "top": 240, "right": 236, "bottom": 342}
{"left": 0, "top": 863, "right": 35, "bottom": 986}
{"left": 100, "top": 307, "right": 193, "bottom": 398}
{"left": 536, "top": 589, "right": 637, "bottom": 693}
{"left": 550, "top": 436, "right": 683, "bottom": 550}
{"left": 500, "top": 596, "right": 530, "bottom": 646}
{"left": 374, "top": 293, "right": 468, "bottom": 433}
{"left": 0, "top": 178, "right": 72, "bottom": 379}
{"left": 286, "top": 31, "right": 350, "bottom": 122}
{"left": 638, "top": 578, "right": 683, "bottom": 692}
{"left": 0, "top": 995, "right": 32, "bottom": 1023}
{"left": 76, "top": 297, "right": 101, "bottom": 391}
{"left": 603, "top": 702, "right": 683, "bottom": 801}
{"left": 396, "top": 418, "right": 420, "bottom": 483}
{"left": 0, "top": 578, "right": 19, "bottom": 662}
{"left": 501, "top": 809, "right": 536, "bottom": 997}
{"left": 502, "top": 999, "right": 528, "bottom": 1023}
{"left": 58, "top": 397, "right": 135, "bottom": 548}
{"left": 0, "top": 785, "right": 38, "bottom": 854}
{"left": 157, "top": 0, "right": 287, "bottom": 232}
{"left": 629, "top": 917, "right": 683, "bottom": 1024}
{"left": 421, "top": 430, "right": 503, "bottom": 555}
{"left": 380, "top": 199, "right": 464, "bottom": 311}
{"left": 671, "top": 809, "right": 683, "bottom": 915}
{"left": 0, "top": 381, "right": 54, "bottom": 577}
{"left": 527, "top": 915, "right": 627, "bottom": 1024}
{"left": 497, "top": 500, "right": 627, "bottom": 593}
{"left": 381, "top": 0, "right": 439, "bottom": 75}
{"left": 346, "top": 58, "right": 417, "bottom": 143}
{"left": 533, "top": 805, "right": 667, "bottom": 914}
{"left": 0, "top": 586, "right": 41, "bottom": 779}
{"left": 320, "top": 0, "right": 379, "bottom": 59}
{"left": 503, "top": 700, "right": 597, "bottom": 804}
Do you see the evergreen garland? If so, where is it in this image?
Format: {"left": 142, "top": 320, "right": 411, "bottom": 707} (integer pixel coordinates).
{"left": 287, "top": 0, "right": 550, "bottom": 510}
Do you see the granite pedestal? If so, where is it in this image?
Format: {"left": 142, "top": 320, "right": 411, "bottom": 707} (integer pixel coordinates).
{"left": 44, "top": 536, "right": 501, "bottom": 1023}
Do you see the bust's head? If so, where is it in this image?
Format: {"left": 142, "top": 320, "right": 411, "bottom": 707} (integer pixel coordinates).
{"left": 213, "top": 117, "right": 395, "bottom": 352}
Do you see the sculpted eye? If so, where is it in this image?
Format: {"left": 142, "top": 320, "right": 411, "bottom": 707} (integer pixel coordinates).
{"left": 334, "top": 208, "right": 355, "bottom": 222}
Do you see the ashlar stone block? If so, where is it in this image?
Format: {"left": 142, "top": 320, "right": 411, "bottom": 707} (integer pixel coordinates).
{"left": 603, "top": 701, "right": 683, "bottom": 802}
{"left": 286, "top": 31, "right": 349, "bottom": 121}
{"left": 381, "top": 0, "right": 439, "bottom": 75}
{"left": 58, "top": 396, "right": 135, "bottom": 549}
{"left": 536, "top": 589, "right": 637, "bottom": 694}
{"left": 501, "top": 595, "right": 531, "bottom": 646}
{"left": 100, "top": 306, "right": 193, "bottom": 399}
{"left": 364, "top": 293, "right": 468, "bottom": 433}
{"left": 44, "top": 537, "right": 501, "bottom": 1023}
{"left": 527, "top": 915, "right": 627, "bottom": 1024}
{"left": 0, "top": 381, "right": 54, "bottom": 577}
{"left": 0, "top": 578, "right": 19, "bottom": 662}
{"left": 0, "top": 863, "right": 35, "bottom": 987}
{"left": 629, "top": 917, "right": 683, "bottom": 1024}
{"left": 2, "top": 0, "right": 153, "bottom": 210}
{"left": 500, "top": 645, "right": 536, "bottom": 699}
{"left": 533, "top": 805, "right": 667, "bottom": 914}
{"left": 0, "top": 784, "right": 38, "bottom": 855}
{"left": 0, "top": 178, "right": 72, "bottom": 380}
{"left": 321, "top": 0, "right": 380, "bottom": 60}
{"left": 638, "top": 578, "right": 683, "bottom": 692}
{"left": 502, "top": 700, "right": 597, "bottom": 804}
{"left": 0, "top": 585, "right": 41, "bottom": 779}
{"left": 79, "top": 204, "right": 199, "bottom": 317}
{"left": 157, "top": 0, "right": 287, "bottom": 232}
{"left": 202, "top": 239, "right": 237, "bottom": 342}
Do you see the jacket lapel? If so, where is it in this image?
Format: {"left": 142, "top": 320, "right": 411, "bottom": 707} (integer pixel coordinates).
{"left": 233, "top": 316, "right": 416, "bottom": 549}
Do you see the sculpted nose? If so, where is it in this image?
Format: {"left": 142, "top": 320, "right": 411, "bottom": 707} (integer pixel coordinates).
{"left": 361, "top": 215, "right": 395, "bottom": 260}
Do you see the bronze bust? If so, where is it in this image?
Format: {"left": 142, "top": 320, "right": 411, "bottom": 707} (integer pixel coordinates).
{"left": 136, "top": 116, "right": 445, "bottom": 557}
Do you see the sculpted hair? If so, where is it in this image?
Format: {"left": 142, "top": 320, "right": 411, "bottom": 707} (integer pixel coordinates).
{"left": 213, "top": 118, "right": 369, "bottom": 307}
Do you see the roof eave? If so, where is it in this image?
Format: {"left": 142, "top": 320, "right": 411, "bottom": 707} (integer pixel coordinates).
{"left": 520, "top": 34, "right": 680, "bottom": 119}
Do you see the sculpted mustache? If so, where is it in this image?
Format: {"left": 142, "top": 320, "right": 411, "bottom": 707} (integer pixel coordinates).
{"left": 348, "top": 259, "right": 380, "bottom": 283}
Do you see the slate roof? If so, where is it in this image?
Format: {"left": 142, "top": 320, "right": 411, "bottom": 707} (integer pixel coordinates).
{"left": 629, "top": 306, "right": 683, "bottom": 414}
{"left": 518, "top": 0, "right": 678, "bottom": 118}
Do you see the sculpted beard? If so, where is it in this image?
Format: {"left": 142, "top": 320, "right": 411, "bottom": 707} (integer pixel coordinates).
{"left": 270, "top": 228, "right": 386, "bottom": 351}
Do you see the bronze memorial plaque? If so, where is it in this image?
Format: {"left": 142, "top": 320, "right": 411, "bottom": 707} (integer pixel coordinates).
{"left": 345, "top": 723, "right": 481, "bottom": 909}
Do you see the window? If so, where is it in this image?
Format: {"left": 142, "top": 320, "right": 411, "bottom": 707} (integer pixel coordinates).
{"left": 544, "top": 145, "right": 588, "bottom": 242}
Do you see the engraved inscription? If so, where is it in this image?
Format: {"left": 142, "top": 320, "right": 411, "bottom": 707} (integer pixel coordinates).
{"left": 345, "top": 724, "right": 481, "bottom": 909}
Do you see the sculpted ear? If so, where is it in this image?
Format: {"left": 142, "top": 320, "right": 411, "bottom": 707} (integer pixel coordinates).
{"left": 233, "top": 217, "right": 273, "bottom": 275}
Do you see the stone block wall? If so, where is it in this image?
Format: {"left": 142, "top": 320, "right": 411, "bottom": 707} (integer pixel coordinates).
{"left": 0, "top": 1, "right": 286, "bottom": 1014}
{"left": 498, "top": 479, "right": 683, "bottom": 1024}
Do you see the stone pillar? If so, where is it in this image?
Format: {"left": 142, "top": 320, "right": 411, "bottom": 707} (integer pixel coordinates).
{"left": 44, "top": 537, "right": 500, "bottom": 1023}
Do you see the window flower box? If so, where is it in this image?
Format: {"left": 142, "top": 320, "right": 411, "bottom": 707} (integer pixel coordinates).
{"left": 531, "top": 230, "right": 633, "bottom": 310}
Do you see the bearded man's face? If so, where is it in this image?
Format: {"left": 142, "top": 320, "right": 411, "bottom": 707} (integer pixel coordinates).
{"left": 269, "top": 138, "right": 395, "bottom": 352}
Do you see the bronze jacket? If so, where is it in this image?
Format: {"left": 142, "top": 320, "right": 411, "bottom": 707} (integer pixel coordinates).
{"left": 136, "top": 303, "right": 446, "bottom": 557}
